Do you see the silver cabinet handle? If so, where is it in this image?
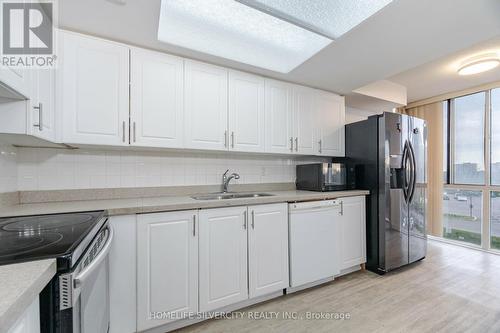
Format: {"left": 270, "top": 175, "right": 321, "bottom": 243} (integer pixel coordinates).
{"left": 133, "top": 121, "right": 136, "bottom": 142}
{"left": 231, "top": 131, "right": 235, "bottom": 148}
{"left": 224, "top": 131, "right": 228, "bottom": 147}
{"left": 251, "top": 210, "right": 255, "bottom": 229}
{"left": 243, "top": 210, "right": 247, "bottom": 229}
{"left": 295, "top": 137, "right": 298, "bottom": 152}
{"left": 318, "top": 140, "right": 322, "bottom": 153}
{"left": 340, "top": 201, "right": 344, "bottom": 216}
{"left": 193, "top": 215, "right": 196, "bottom": 236}
{"left": 122, "top": 121, "right": 126, "bottom": 143}
{"left": 290, "top": 137, "right": 294, "bottom": 152}
{"left": 33, "top": 102, "right": 42, "bottom": 131}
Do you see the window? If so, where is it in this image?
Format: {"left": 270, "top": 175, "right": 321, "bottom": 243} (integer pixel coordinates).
{"left": 441, "top": 87, "right": 500, "bottom": 251}
{"left": 443, "top": 188, "right": 482, "bottom": 246}
{"left": 491, "top": 88, "right": 500, "bottom": 185}
{"left": 452, "top": 92, "right": 485, "bottom": 185}
{"left": 491, "top": 191, "right": 500, "bottom": 250}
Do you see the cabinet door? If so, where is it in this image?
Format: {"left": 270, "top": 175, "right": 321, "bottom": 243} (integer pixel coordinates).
{"left": 199, "top": 207, "right": 248, "bottom": 311}
{"left": 58, "top": 31, "right": 129, "bottom": 145}
{"left": 339, "top": 196, "right": 366, "bottom": 271}
{"left": 0, "top": 66, "right": 30, "bottom": 98}
{"left": 109, "top": 215, "right": 137, "bottom": 333}
{"left": 29, "top": 68, "right": 56, "bottom": 142}
{"left": 265, "top": 79, "right": 293, "bottom": 154}
{"left": 130, "top": 48, "right": 184, "bottom": 148}
{"left": 292, "top": 85, "right": 316, "bottom": 155}
{"left": 137, "top": 211, "right": 198, "bottom": 330}
{"left": 184, "top": 60, "right": 228, "bottom": 151}
{"left": 248, "top": 203, "right": 288, "bottom": 298}
{"left": 228, "top": 70, "right": 265, "bottom": 152}
{"left": 316, "top": 91, "right": 345, "bottom": 156}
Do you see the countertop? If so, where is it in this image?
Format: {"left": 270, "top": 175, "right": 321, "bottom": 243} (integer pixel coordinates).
{"left": 0, "top": 259, "right": 56, "bottom": 332}
{"left": 0, "top": 190, "right": 369, "bottom": 217}
{"left": 0, "top": 189, "right": 368, "bottom": 331}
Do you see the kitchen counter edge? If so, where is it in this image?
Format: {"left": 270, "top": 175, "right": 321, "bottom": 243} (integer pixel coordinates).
{"left": 0, "top": 190, "right": 370, "bottom": 217}
{"left": 0, "top": 259, "right": 56, "bottom": 332}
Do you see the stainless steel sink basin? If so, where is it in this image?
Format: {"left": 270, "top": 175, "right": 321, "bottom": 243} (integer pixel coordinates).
{"left": 191, "top": 192, "right": 275, "bottom": 200}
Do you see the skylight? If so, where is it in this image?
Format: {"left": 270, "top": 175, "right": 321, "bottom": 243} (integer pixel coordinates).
{"left": 237, "top": 0, "right": 393, "bottom": 39}
{"left": 158, "top": 0, "right": 392, "bottom": 73}
{"left": 158, "top": 0, "right": 331, "bottom": 73}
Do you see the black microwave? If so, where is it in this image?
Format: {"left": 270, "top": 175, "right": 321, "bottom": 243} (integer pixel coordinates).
{"left": 296, "top": 163, "right": 355, "bottom": 191}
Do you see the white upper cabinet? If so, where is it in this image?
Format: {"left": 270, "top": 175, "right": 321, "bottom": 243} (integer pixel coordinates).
{"left": 29, "top": 68, "right": 56, "bottom": 142}
{"left": 0, "top": 67, "right": 31, "bottom": 99}
{"left": 184, "top": 60, "right": 228, "bottom": 151}
{"left": 316, "top": 90, "right": 345, "bottom": 156}
{"left": 130, "top": 48, "right": 184, "bottom": 148}
{"left": 199, "top": 206, "right": 248, "bottom": 312}
{"left": 228, "top": 70, "right": 265, "bottom": 152}
{"left": 0, "top": 30, "right": 347, "bottom": 154}
{"left": 292, "top": 85, "right": 316, "bottom": 155}
{"left": 248, "top": 203, "right": 289, "bottom": 298}
{"left": 58, "top": 31, "right": 129, "bottom": 146}
{"left": 265, "top": 79, "right": 293, "bottom": 154}
{"left": 137, "top": 211, "right": 198, "bottom": 331}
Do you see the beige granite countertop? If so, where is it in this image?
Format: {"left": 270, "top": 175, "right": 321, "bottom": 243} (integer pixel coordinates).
{"left": 0, "top": 259, "right": 56, "bottom": 332}
{"left": 0, "top": 190, "right": 369, "bottom": 217}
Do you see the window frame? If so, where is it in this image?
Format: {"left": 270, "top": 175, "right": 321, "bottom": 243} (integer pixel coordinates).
{"left": 443, "top": 88, "right": 500, "bottom": 251}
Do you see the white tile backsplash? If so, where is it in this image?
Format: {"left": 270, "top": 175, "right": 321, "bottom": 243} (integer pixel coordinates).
{"left": 0, "top": 144, "right": 17, "bottom": 193}
{"left": 16, "top": 148, "right": 327, "bottom": 191}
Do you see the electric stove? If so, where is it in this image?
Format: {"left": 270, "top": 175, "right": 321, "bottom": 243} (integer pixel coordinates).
{"left": 0, "top": 211, "right": 107, "bottom": 270}
{"left": 0, "top": 210, "right": 112, "bottom": 333}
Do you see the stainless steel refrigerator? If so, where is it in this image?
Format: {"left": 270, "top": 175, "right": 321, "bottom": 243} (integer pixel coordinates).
{"left": 345, "top": 112, "right": 427, "bottom": 274}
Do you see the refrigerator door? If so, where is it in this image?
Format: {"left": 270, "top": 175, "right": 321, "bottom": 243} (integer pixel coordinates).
{"left": 381, "top": 113, "right": 410, "bottom": 271}
{"left": 408, "top": 117, "right": 427, "bottom": 263}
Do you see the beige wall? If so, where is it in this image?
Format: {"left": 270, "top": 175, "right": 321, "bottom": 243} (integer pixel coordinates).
{"left": 402, "top": 102, "right": 444, "bottom": 237}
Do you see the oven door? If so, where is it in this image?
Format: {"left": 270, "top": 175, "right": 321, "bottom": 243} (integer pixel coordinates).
{"left": 59, "top": 224, "right": 114, "bottom": 333}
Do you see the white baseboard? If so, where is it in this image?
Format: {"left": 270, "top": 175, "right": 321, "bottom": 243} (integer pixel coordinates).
{"left": 286, "top": 277, "right": 335, "bottom": 294}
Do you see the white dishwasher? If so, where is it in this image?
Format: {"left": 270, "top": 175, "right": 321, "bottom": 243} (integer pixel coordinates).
{"left": 288, "top": 200, "right": 341, "bottom": 289}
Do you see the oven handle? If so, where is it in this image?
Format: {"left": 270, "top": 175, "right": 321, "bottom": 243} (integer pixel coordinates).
{"left": 74, "top": 225, "right": 114, "bottom": 289}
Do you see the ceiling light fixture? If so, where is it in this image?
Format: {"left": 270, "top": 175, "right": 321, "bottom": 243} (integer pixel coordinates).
{"left": 458, "top": 53, "right": 500, "bottom": 76}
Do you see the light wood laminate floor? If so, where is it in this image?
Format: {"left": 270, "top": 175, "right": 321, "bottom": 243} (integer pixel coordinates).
{"left": 176, "top": 240, "right": 500, "bottom": 333}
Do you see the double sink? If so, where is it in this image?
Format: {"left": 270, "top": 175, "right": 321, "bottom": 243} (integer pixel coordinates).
{"left": 191, "top": 192, "right": 275, "bottom": 200}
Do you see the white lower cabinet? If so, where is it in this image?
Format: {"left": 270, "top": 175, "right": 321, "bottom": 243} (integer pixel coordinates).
{"left": 108, "top": 198, "right": 363, "bottom": 332}
{"left": 7, "top": 296, "right": 40, "bottom": 333}
{"left": 109, "top": 215, "right": 137, "bottom": 333}
{"left": 199, "top": 206, "right": 248, "bottom": 312}
{"left": 136, "top": 211, "right": 198, "bottom": 331}
{"left": 338, "top": 196, "right": 367, "bottom": 271}
{"left": 248, "top": 203, "right": 289, "bottom": 298}
{"left": 199, "top": 204, "right": 289, "bottom": 311}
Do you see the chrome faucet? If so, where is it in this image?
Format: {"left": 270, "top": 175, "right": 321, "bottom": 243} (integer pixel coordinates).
{"left": 222, "top": 169, "right": 240, "bottom": 193}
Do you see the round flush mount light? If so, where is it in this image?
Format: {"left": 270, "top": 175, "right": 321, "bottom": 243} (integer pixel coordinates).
{"left": 458, "top": 53, "right": 500, "bottom": 76}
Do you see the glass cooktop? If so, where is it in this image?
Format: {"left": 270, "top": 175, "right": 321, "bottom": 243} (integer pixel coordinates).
{"left": 0, "top": 211, "right": 107, "bottom": 267}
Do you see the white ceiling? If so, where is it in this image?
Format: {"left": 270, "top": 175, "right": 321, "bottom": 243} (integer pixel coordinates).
{"left": 390, "top": 36, "right": 500, "bottom": 103}
{"left": 58, "top": 0, "right": 500, "bottom": 97}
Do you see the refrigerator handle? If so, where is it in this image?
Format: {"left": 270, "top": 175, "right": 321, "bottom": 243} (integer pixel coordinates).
{"left": 402, "top": 141, "right": 410, "bottom": 203}
{"left": 408, "top": 141, "right": 417, "bottom": 203}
